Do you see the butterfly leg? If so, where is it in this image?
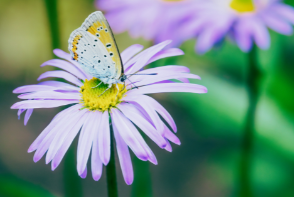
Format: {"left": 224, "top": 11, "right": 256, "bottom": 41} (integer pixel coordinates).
{"left": 92, "top": 81, "right": 103, "bottom": 89}
{"left": 115, "top": 84, "right": 119, "bottom": 98}
{"left": 98, "top": 83, "right": 112, "bottom": 97}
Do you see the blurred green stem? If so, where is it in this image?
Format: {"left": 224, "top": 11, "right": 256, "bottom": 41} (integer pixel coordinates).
{"left": 43, "top": 1, "right": 81, "bottom": 197}
{"left": 106, "top": 130, "right": 118, "bottom": 197}
{"left": 44, "top": 0, "right": 60, "bottom": 51}
{"left": 239, "top": 45, "right": 261, "bottom": 197}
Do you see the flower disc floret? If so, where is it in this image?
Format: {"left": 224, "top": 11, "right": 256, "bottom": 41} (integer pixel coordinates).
{"left": 230, "top": 0, "right": 255, "bottom": 13}
{"left": 80, "top": 78, "right": 127, "bottom": 112}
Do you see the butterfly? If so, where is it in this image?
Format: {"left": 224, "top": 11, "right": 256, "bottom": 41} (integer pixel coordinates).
{"left": 68, "top": 11, "right": 127, "bottom": 95}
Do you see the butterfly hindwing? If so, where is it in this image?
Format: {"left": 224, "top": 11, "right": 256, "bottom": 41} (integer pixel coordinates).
{"left": 80, "top": 11, "right": 123, "bottom": 80}
{"left": 68, "top": 29, "right": 116, "bottom": 79}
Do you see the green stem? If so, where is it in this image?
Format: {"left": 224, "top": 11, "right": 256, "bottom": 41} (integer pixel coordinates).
{"left": 43, "top": 1, "right": 81, "bottom": 197}
{"left": 106, "top": 130, "right": 118, "bottom": 197}
{"left": 239, "top": 45, "right": 261, "bottom": 197}
{"left": 43, "top": 0, "right": 60, "bottom": 51}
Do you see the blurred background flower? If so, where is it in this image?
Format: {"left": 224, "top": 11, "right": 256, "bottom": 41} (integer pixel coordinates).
{"left": 97, "top": 0, "right": 197, "bottom": 46}
{"left": 98, "top": 0, "right": 294, "bottom": 54}
{"left": 1, "top": 0, "right": 294, "bottom": 197}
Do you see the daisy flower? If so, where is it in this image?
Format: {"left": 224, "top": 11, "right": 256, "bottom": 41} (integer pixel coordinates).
{"left": 11, "top": 41, "right": 207, "bottom": 184}
{"left": 96, "top": 0, "right": 195, "bottom": 46}
{"left": 176, "top": 0, "right": 294, "bottom": 53}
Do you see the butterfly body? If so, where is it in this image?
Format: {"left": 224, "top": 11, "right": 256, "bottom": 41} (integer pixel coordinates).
{"left": 68, "top": 11, "right": 125, "bottom": 90}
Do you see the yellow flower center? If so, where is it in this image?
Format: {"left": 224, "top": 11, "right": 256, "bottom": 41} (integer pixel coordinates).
{"left": 230, "top": 0, "right": 255, "bottom": 13}
{"left": 80, "top": 78, "right": 127, "bottom": 112}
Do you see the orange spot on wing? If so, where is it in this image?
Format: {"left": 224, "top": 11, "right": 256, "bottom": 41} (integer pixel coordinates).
{"left": 72, "top": 35, "right": 82, "bottom": 60}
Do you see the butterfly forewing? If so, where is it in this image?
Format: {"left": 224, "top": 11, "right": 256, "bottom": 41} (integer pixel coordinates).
{"left": 68, "top": 29, "right": 116, "bottom": 79}
{"left": 80, "top": 11, "right": 123, "bottom": 80}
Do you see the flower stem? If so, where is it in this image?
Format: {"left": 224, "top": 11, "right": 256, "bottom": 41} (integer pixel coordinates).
{"left": 43, "top": 1, "right": 81, "bottom": 197}
{"left": 43, "top": 0, "right": 60, "bottom": 51}
{"left": 239, "top": 45, "right": 261, "bottom": 197}
{"left": 106, "top": 130, "right": 118, "bottom": 197}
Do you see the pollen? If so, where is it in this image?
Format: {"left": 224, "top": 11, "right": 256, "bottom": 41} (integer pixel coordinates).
{"left": 230, "top": 0, "right": 255, "bottom": 13}
{"left": 80, "top": 78, "right": 127, "bottom": 112}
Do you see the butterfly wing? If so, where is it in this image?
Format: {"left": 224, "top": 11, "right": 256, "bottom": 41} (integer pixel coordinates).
{"left": 68, "top": 28, "right": 116, "bottom": 80}
{"left": 80, "top": 11, "right": 123, "bottom": 80}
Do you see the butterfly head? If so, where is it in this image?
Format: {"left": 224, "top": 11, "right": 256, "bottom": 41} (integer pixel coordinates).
{"left": 119, "top": 74, "right": 127, "bottom": 83}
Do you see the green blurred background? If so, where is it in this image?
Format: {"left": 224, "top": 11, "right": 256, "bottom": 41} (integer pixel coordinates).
{"left": 1, "top": 0, "right": 294, "bottom": 196}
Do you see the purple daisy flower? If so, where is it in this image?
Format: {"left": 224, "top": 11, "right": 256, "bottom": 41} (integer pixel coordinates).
{"left": 98, "top": 0, "right": 294, "bottom": 54}
{"left": 96, "top": 0, "right": 195, "bottom": 46}
{"left": 11, "top": 40, "right": 207, "bottom": 184}
{"left": 181, "top": 0, "right": 294, "bottom": 53}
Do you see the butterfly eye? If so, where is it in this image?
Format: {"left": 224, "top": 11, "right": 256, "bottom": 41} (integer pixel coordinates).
{"left": 109, "top": 52, "right": 113, "bottom": 56}
{"left": 106, "top": 44, "right": 111, "bottom": 48}
{"left": 104, "top": 55, "right": 107, "bottom": 57}
{"left": 98, "top": 60, "right": 101, "bottom": 63}
{"left": 96, "top": 33, "right": 100, "bottom": 37}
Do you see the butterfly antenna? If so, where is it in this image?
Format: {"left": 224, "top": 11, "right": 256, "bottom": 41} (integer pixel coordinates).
{"left": 127, "top": 78, "right": 139, "bottom": 89}
{"left": 127, "top": 73, "right": 157, "bottom": 76}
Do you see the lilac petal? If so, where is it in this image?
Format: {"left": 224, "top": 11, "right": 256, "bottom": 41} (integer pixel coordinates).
{"left": 126, "top": 101, "right": 155, "bottom": 127}
{"left": 28, "top": 104, "right": 80, "bottom": 153}
{"left": 45, "top": 110, "right": 88, "bottom": 164}
{"left": 128, "top": 66, "right": 190, "bottom": 83}
{"left": 98, "top": 112, "right": 111, "bottom": 165}
{"left": 53, "top": 49, "right": 92, "bottom": 79}
{"left": 250, "top": 18, "right": 270, "bottom": 50}
{"left": 196, "top": 15, "right": 234, "bottom": 54}
{"left": 125, "top": 40, "right": 172, "bottom": 74}
{"left": 113, "top": 122, "right": 133, "bottom": 185}
{"left": 123, "top": 97, "right": 165, "bottom": 136}
{"left": 51, "top": 111, "right": 88, "bottom": 170}
{"left": 146, "top": 48, "right": 184, "bottom": 65}
{"left": 11, "top": 100, "right": 79, "bottom": 109}
{"left": 272, "top": 4, "right": 294, "bottom": 24}
{"left": 41, "top": 59, "right": 87, "bottom": 80}
{"left": 178, "top": 78, "right": 189, "bottom": 83}
{"left": 261, "top": 12, "right": 293, "bottom": 35}
{"left": 24, "top": 109, "right": 33, "bottom": 126}
{"left": 38, "top": 81, "right": 79, "bottom": 90}
{"left": 111, "top": 108, "right": 156, "bottom": 163}
{"left": 164, "top": 139, "right": 172, "bottom": 152}
{"left": 121, "top": 44, "right": 144, "bottom": 65}
{"left": 91, "top": 114, "right": 103, "bottom": 181}
{"left": 134, "top": 73, "right": 200, "bottom": 87}
{"left": 163, "top": 125, "right": 181, "bottom": 145}
{"left": 234, "top": 18, "right": 253, "bottom": 52}
{"left": 18, "top": 109, "right": 26, "bottom": 119}
{"left": 140, "top": 95, "right": 177, "bottom": 132}
{"left": 80, "top": 167, "right": 87, "bottom": 179}
{"left": 18, "top": 91, "right": 80, "bottom": 100}
{"left": 127, "top": 83, "right": 207, "bottom": 96}
{"left": 77, "top": 112, "right": 101, "bottom": 176}
{"left": 13, "top": 85, "right": 59, "bottom": 94}
{"left": 118, "top": 103, "right": 167, "bottom": 148}
{"left": 38, "top": 71, "right": 83, "bottom": 87}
